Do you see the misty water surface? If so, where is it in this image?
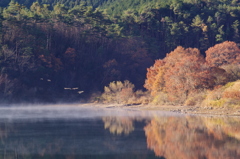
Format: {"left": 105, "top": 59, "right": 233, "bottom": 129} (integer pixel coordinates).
{"left": 0, "top": 104, "right": 240, "bottom": 159}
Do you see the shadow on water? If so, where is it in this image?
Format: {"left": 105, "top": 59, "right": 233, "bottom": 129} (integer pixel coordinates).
{"left": 0, "top": 105, "right": 240, "bottom": 159}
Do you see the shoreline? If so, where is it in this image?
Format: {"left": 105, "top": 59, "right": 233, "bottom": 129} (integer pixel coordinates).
{"left": 2, "top": 102, "right": 240, "bottom": 116}
{"left": 79, "top": 103, "right": 240, "bottom": 116}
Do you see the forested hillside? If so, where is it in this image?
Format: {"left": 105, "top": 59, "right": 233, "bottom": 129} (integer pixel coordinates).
{"left": 0, "top": 1, "right": 154, "bottom": 103}
{"left": 1, "top": 0, "right": 240, "bottom": 104}
{"left": 0, "top": 0, "right": 108, "bottom": 8}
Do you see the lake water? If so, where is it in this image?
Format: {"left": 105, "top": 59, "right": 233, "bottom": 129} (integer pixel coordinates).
{"left": 0, "top": 105, "right": 240, "bottom": 159}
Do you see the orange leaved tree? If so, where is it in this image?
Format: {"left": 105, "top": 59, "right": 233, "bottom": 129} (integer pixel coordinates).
{"left": 144, "top": 59, "right": 166, "bottom": 96}
{"left": 206, "top": 41, "right": 240, "bottom": 67}
{"left": 144, "top": 46, "right": 228, "bottom": 104}
{"left": 164, "top": 47, "right": 209, "bottom": 102}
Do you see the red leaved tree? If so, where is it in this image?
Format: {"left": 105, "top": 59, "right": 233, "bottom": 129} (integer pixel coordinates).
{"left": 206, "top": 41, "right": 240, "bottom": 67}
{"left": 164, "top": 47, "right": 208, "bottom": 102}
{"left": 144, "top": 59, "right": 166, "bottom": 96}
{"left": 144, "top": 46, "right": 228, "bottom": 103}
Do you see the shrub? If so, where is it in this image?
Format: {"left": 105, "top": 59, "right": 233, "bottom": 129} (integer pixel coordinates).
{"left": 207, "top": 99, "right": 227, "bottom": 107}
{"left": 201, "top": 86, "right": 225, "bottom": 107}
{"left": 222, "top": 81, "right": 240, "bottom": 100}
{"left": 201, "top": 80, "right": 240, "bottom": 107}
{"left": 101, "top": 80, "right": 135, "bottom": 104}
{"left": 184, "top": 92, "right": 207, "bottom": 106}
{"left": 133, "top": 90, "right": 151, "bottom": 105}
{"left": 151, "top": 92, "right": 169, "bottom": 105}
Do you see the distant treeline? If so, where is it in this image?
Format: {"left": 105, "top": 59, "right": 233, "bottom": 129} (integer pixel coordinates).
{"left": 0, "top": 0, "right": 109, "bottom": 8}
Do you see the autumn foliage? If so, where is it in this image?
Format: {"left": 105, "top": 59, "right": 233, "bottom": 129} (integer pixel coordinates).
{"left": 163, "top": 47, "right": 209, "bottom": 102}
{"left": 144, "top": 41, "right": 240, "bottom": 105}
{"left": 206, "top": 41, "right": 240, "bottom": 67}
{"left": 101, "top": 80, "right": 135, "bottom": 104}
{"left": 144, "top": 59, "right": 166, "bottom": 96}
{"left": 202, "top": 80, "right": 240, "bottom": 107}
{"left": 144, "top": 116, "right": 240, "bottom": 159}
{"left": 101, "top": 41, "right": 240, "bottom": 106}
{"left": 145, "top": 45, "right": 230, "bottom": 104}
{"left": 102, "top": 117, "right": 134, "bottom": 135}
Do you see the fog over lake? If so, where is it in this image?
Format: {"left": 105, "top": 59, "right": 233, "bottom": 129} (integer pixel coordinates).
{"left": 0, "top": 104, "right": 239, "bottom": 159}
{"left": 0, "top": 104, "right": 177, "bottom": 120}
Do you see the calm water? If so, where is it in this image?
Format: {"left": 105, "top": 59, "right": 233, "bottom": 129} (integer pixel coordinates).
{"left": 0, "top": 105, "right": 240, "bottom": 159}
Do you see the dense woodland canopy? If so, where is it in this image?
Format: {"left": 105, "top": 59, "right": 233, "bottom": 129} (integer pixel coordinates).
{"left": 0, "top": 0, "right": 109, "bottom": 8}
{"left": 1, "top": 0, "right": 240, "bottom": 104}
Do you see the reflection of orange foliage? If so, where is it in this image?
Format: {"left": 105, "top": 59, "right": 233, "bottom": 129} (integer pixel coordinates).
{"left": 102, "top": 117, "right": 134, "bottom": 135}
{"left": 144, "top": 116, "right": 240, "bottom": 159}
{"left": 206, "top": 41, "right": 240, "bottom": 67}
{"left": 204, "top": 117, "right": 240, "bottom": 140}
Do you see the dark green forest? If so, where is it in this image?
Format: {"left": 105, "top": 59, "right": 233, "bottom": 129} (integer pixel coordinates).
{"left": 0, "top": 0, "right": 240, "bottom": 103}
{"left": 0, "top": 0, "right": 108, "bottom": 8}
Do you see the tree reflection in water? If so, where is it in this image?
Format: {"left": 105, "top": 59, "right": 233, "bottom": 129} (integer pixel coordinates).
{"left": 0, "top": 122, "right": 13, "bottom": 142}
{"left": 102, "top": 117, "right": 134, "bottom": 135}
{"left": 0, "top": 118, "right": 159, "bottom": 159}
{"left": 144, "top": 115, "right": 240, "bottom": 159}
{"left": 1, "top": 110, "right": 240, "bottom": 159}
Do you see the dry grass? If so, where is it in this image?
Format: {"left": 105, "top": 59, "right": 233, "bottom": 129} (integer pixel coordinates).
{"left": 201, "top": 80, "right": 240, "bottom": 108}
{"left": 184, "top": 92, "right": 207, "bottom": 106}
